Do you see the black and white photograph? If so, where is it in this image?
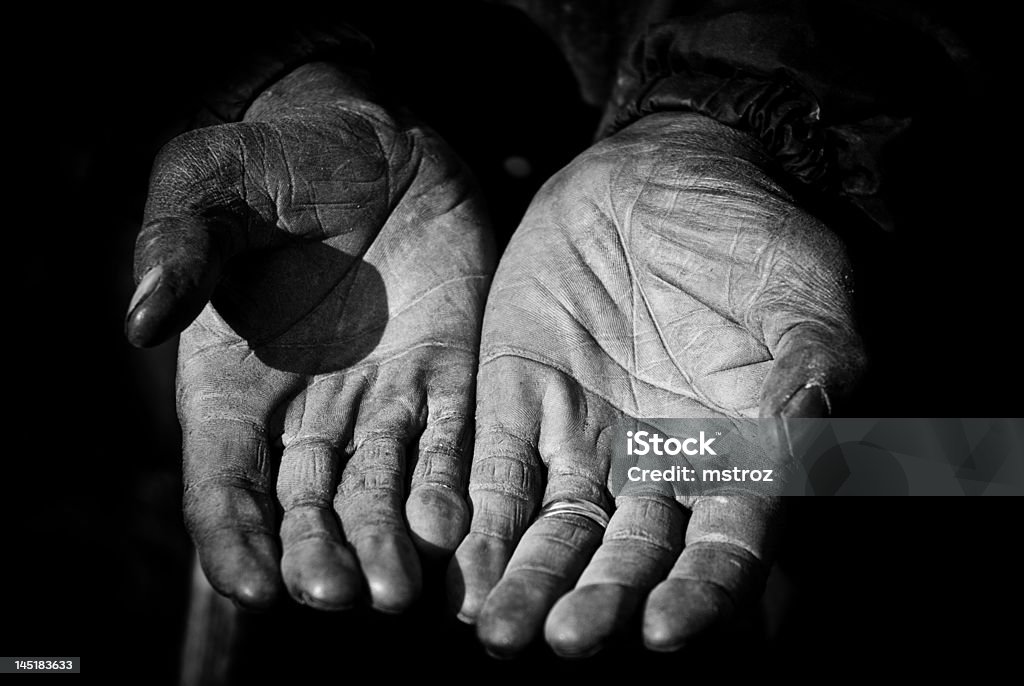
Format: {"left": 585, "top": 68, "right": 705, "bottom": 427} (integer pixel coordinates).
{"left": 5, "top": 0, "right": 1020, "bottom": 681}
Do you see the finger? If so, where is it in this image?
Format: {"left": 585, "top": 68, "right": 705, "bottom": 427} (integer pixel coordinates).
{"left": 177, "top": 321, "right": 301, "bottom": 610}
{"left": 334, "top": 434, "right": 421, "bottom": 613}
{"left": 755, "top": 213, "right": 865, "bottom": 443}
{"left": 406, "top": 354, "right": 476, "bottom": 558}
{"left": 183, "top": 417, "right": 282, "bottom": 610}
{"left": 760, "top": 320, "right": 865, "bottom": 467}
{"left": 463, "top": 360, "right": 612, "bottom": 654}
{"left": 643, "top": 494, "right": 777, "bottom": 651}
{"left": 127, "top": 217, "right": 226, "bottom": 348}
{"left": 279, "top": 493, "right": 361, "bottom": 611}
{"left": 475, "top": 368, "right": 618, "bottom": 656}
{"left": 447, "top": 356, "right": 547, "bottom": 623}
{"left": 127, "top": 128, "right": 264, "bottom": 348}
{"left": 544, "top": 494, "right": 685, "bottom": 658}
{"left": 406, "top": 400, "right": 471, "bottom": 559}
{"left": 476, "top": 502, "right": 605, "bottom": 658}
{"left": 277, "top": 375, "right": 365, "bottom": 611}
{"left": 334, "top": 370, "right": 427, "bottom": 613}
{"left": 447, "top": 429, "right": 543, "bottom": 624}
{"left": 760, "top": 321, "right": 862, "bottom": 417}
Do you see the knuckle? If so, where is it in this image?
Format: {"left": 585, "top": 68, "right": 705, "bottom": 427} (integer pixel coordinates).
{"left": 338, "top": 463, "right": 402, "bottom": 497}
{"left": 469, "top": 450, "right": 541, "bottom": 502}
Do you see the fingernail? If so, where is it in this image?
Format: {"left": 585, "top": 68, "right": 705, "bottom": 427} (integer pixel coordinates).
{"left": 128, "top": 266, "right": 163, "bottom": 315}
{"left": 782, "top": 383, "right": 828, "bottom": 418}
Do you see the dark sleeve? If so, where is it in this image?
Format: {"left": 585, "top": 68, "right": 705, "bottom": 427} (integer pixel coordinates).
{"left": 193, "top": 21, "right": 374, "bottom": 127}
{"left": 599, "top": 0, "right": 966, "bottom": 231}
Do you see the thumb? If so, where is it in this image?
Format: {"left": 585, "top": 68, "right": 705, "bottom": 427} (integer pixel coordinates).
{"left": 758, "top": 320, "right": 864, "bottom": 485}
{"left": 126, "top": 218, "right": 227, "bottom": 348}
{"left": 760, "top": 320, "right": 864, "bottom": 420}
{"left": 754, "top": 214, "right": 866, "bottom": 457}
{"left": 125, "top": 126, "right": 258, "bottom": 347}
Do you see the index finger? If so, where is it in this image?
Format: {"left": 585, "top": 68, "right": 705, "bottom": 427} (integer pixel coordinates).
{"left": 178, "top": 331, "right": 298, "bottom": 609}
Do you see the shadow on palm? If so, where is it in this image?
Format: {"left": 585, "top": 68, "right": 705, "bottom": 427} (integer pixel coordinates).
{"left": 127, "top": 64, "right": 495, "bottom": 614}
{"left": 211, "top": 240, "right": 388, "bottom": 375}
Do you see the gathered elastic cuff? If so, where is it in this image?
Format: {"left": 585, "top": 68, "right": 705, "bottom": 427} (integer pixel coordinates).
{"left": 607, "top": 65, "right": 832, "bottom": 190}
{"left": 600, "top": 3, "right": 958, "bottom": 232}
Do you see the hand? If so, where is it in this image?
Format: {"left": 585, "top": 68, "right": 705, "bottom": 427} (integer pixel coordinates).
{"left": 448, "top": 113, "right": 863, "bottom": 656}
{"left": 126, "top": 63, "right": 494, "bottom": 612}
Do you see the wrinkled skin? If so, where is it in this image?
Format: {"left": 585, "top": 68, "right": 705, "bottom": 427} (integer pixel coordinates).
{"left": 125, "top": 63, "right": 495, "bottom": 612}
{"left": 449, "top": 113, "right": 864, "bottom": 657}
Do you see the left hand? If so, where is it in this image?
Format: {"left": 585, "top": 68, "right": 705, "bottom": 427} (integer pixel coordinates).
{"left": 126, "top": 62, "right": 495, "bottom": 612}
{"left": 448, "top": 112, "right": 864, "bottom": 657}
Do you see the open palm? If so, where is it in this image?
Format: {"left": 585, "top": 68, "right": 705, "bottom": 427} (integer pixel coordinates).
{"left": 127, "top": 64, "right": 494, "bottom": 612}
{"left": 450, "top": 113, "right": 863, "bottom": 656}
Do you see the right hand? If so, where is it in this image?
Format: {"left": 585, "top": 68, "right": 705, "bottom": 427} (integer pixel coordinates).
{"left": 126, "top": 62, "right": 495, "bottom": 612}
{"left": 449, "top": 113, "right": 864, "bottom": 657}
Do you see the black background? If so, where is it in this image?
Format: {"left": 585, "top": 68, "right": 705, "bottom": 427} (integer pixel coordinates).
{"left": 6, "top": 1, "right": 1020, "bottom": 681}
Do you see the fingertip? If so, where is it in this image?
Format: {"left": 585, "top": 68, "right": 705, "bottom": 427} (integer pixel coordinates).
{"left": 355, "top": 534, "right": 422, "bottom": 613}
{"left": 445, "top": 552, "right": 470, "bottom": 621}
{"left": 641, "top": 621, "right": 685, "bottom": 653}
{"left": 544, "top": 622, "right": 595, "bottom": 659}
{"left": 125, "top": 270, "right": 207, "bottom": 347}
{"left": 545, "top": 604, "right": 598, "bottom": 659}
{"left": 761, "top": 382, "right": 828, "bottom": 421}
{"left": 282, "top": 539, "right": 363, "bottom": 611}
{"left": 477, "top": 576, "right": 548, "bottom": 659}
{"left": 406, "top": 485, "right": 470, "bottom": 559}
{"left": 477, "top": 615, "right": 529, "bottom": 659}
{"left": 196, "top": 529, "right": 282, "bottom": 611}
{"left": 127, "top": 218, "right": 224, "bottom": 347}
{"left": 478, "top": 628, "right": 526, "bottom": 660}
{"left": 215, "top": 554, "right": 282, "bottom": 612}
{"left": 124, "top": 273, "right": 174, "bottom": 348}
{"left": 448, "top": 534, "right": 511, "bottom": 623}
{"left": 545, "top": 585, "right": 639, "bottom": 659}
{"left": 642, "top": 578, "right": 732, "bottom": 652}
{"left": 231, "top": 575, "right": 281, "bottom": 612}
{"left": 366, "top": 578, "right": 419, "bottom": 614}
{"left": 301, "top": 581, "right": 352, "bottom": 611}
